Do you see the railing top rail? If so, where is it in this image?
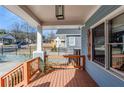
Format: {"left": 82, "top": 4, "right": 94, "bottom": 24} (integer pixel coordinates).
{"left": 26, "top": 57, "right": 40, "bottom": 64}
{"left": 112, "top": 54, "right": 124, "bottom": 58}
{"left": 45, "top": 55, "right": 85, "bottom": 58}
{"left": 0, "top": 63, "right": 23, "bottom": 78}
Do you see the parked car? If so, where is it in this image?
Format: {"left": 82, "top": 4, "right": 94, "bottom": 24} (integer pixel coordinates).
{"left": 16, "top": 41, "right": 28, "bottom": 48}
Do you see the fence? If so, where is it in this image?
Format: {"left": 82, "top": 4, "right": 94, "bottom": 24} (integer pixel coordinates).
{"left": 0, "top": 44, "right": 36, "bottom": 56}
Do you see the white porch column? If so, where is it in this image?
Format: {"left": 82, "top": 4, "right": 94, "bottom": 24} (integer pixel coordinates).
{"left": 36, "top": 25, "right": 43, "bottom": 51}
{"left": 33, "top": 26, "right": 45, "bottom": 72}
{"left": 33, "top": 25, "right": 44, "bottom": 72}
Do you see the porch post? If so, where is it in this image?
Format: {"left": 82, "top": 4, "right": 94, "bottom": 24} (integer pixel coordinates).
{"left": 36, "top": 25, "right": 43, "bottom": 51}
{"left": 80, "top": 26, "right": 85, "bottom": 68}
{"left": 33, "top": 25, "right": 45, "bottom": 72}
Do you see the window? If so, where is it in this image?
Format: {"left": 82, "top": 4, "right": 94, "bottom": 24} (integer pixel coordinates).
{"left": 68, "top": 37, "right": 75, "bottom": 46}
{"left": 89, "top": 12, "right": 124, "bottom": 77}
{"left": 92, "top": 23, "right": 105, "bottom": 66}
{"left": 109, "top": 13, "right": 124, "bottom": 74}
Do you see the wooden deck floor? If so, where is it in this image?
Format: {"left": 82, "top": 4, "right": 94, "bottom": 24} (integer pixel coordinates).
{"left": 26, "top": 69, "right": 98, "bottom": 87}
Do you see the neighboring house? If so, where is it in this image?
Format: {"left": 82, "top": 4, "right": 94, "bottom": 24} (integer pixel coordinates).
{"left": 0, "top": 34, "right": 15, "bottom": 45}
{"left": 56, "top": 29, "right": 81, "bottom": 52}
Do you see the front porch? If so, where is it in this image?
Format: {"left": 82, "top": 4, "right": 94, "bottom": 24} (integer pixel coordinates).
{"left": 0, "top": 5, "right": 124, "bottom": 87}
{"left": 0, "top": 5, "right": 110, "bottom": 87}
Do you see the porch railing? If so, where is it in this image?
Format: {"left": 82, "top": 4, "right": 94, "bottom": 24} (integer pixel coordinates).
{"left": 45, "top": 55, "right": 85, "bottom": 70}
{"left": 0, "top": 54, "right": 86, "bottom": 87}
{"left": 0, "top": 57, "right": 40, "bottom": 87}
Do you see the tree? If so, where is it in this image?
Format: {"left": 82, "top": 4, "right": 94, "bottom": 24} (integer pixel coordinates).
{"left": 47, "top": 31, "right": 56, "bottom": 41}
{"left": 0, "top": 29, "right": 6, "bottom": 35}
{"left": 11, "top": 22, "right": 22, "bottom": 42}
{"left": 10, "top": 22, "right": 37, "bottom": 44}
{"left": 21, "top": 22, "right": 36, "bottom": 43}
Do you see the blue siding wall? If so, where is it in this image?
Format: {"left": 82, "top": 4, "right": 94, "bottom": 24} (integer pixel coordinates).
{"left": 82, "top": 5, "right": 124, "bottom": 87}
{"left": 85, "top": 5, "right": 121, "bottom": 28}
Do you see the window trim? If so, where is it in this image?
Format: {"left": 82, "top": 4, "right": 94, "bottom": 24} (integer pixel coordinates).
{"left": 110, "top": 67, "right": 124, "bottom": 78}
{"left": 91, "top": 22, "right": 105, "bottom": 66}
{"left": 68, "top": 37, "right": 75, "bottom": 46}
{"left": 87, "top": 29, "right": 92, "bottom": 61}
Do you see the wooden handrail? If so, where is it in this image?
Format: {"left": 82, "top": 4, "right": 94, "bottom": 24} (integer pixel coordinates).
{"left": 23, "top": 57, "right": 40, "bottom": 85}
{"left": 0, "top": 64, "right": 23, "bottom": 78}
{"left": 0, "top": 57, "right": 41, "bottom": 87}
{"left": 0, "top": 77, "right": 4, "bottom": 87}
{"left": 112, "top": 54, "right": 124, "bottom": 58}
{"left": 45, "top": 55, "right": 85, "bottom": 70}
{"left": 27, "top": 57, "right": 40, "bottom": 78}
{"left": 45, "top": 55, "right": 85, "bottom": 58}
{"left": 0, "top": 64, "right": 24, "bottom": 87}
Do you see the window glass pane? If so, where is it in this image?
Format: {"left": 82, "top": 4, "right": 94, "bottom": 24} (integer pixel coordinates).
{"left": 111, "top": 45, "right": 124, "bottom": 72}
{"left": 92, "top": 23, "right": 105, "bottom": 66}
{"left": 111, "top": 13, "right": 124, "bottom": 43}
{"left": 110, "top": 13, "right": 124, "bottom": 74}
{"left": 68, "top": 37, "right": 75, "bottom": 46}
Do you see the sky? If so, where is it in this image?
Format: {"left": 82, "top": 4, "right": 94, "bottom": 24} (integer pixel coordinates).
{"left": 0, "top": 6, "right": 57, "bottom": 37}
{"left": 0, "top": 6, "right": 25, "bottom": 31}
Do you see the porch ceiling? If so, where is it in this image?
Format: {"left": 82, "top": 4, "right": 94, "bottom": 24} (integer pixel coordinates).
{"left": 26, "top": 5, "right": 100, "bottom": 26}
{"left": 4, "top": 5, "right": 100, "bottom": 28}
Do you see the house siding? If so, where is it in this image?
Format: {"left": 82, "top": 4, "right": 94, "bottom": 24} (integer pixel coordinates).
{"left": 81, "top": 5, "right": 124, "bottom": 87}
{"left": 85, "top": 5, "right": 121, "bottom": 28}
{"left": 56, "top": 29, "right": 81, "bottom": 51}
{"left": 66, "top": 35, "right": 81, "bottom": 51}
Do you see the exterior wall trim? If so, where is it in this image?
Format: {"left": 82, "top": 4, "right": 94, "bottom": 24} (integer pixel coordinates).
{"left": 84, "top": 5, "right": 101, "bottom": 22}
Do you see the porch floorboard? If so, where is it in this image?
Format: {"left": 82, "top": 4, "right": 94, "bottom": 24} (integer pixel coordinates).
{"left": 26, "top": 69, "right": 98, "bottom": 87}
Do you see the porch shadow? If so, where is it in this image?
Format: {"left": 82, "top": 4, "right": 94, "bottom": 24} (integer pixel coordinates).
{"left": 64, "top": 69, "right": 98, "bottom": 87}
{"left": 29, "top": 69, "right": 56, "bottom": 84}
{"left": 33, "top": 82, "right": 50, "bottom": 87}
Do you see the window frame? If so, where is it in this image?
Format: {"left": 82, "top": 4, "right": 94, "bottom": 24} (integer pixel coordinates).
{"left": 87, "top": 29, "right": 92, "bottom": 61}
{"left": 107, "top": 13, "right": 124, "bottom": 77}
{"left": 91, "top": 23, "right": 105, "bottom": 67}
{"left": 68, "top": 37, "right": 75, "bottom": 46}
{"left": 89, "top": 10, "right": 124, "bottom": 78}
